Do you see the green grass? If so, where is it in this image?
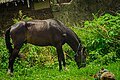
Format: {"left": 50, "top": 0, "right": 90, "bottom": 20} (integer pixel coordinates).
{"left": 0, "top": 61, "right": 120, "bottom": 80}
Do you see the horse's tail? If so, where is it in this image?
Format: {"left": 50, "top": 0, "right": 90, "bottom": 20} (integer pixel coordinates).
{"left": 5, "top": 27, "right": 13, "bottom": 54}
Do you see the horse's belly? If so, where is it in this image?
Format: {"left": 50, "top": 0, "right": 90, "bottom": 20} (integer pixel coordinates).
{"left": 26, "top": 34, "right": 52, "bottom": 46}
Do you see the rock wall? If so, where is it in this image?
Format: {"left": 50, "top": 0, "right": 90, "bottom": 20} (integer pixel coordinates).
{"left": 53, "top": 0, "right": 120, "bottom": 26}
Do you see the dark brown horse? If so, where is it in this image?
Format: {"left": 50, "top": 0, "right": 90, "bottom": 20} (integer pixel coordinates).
{"left": 5, "top": 19, "right": 86, "bottom": 75}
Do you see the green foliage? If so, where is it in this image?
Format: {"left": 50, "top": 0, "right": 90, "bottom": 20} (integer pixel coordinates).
{"left": 0, "top": 37, "right": 8, "bottom": 69}
{"left": 19, "top": 44, "right": 57, "bottom": 67}
{"left": 13, "top": 10, "right": 32, "bottom": 23}
{"left": 75, "top": 13, "right": 120, "bottom": 64}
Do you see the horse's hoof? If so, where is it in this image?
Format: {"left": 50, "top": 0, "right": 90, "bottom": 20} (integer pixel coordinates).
{"left": 7, "top": 69, "right": 13, "bottom": 76}
{"left": 7, "top": 72, "right": 13, "bottom": 76}
{"left": 78, "top": 66, "right": 82, "bottom": 69}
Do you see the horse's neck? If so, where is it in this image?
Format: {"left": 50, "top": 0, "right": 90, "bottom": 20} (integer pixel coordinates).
{"left": 66, "top": 32, "right": 80, "bottom": 53}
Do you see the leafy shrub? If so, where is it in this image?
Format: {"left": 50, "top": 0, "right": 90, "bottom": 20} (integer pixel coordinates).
{"left": 79, "top": 13, "right": 120, "bottom": 64}
{"left": 19, "top": 44, "right": 57, "bottom": 67}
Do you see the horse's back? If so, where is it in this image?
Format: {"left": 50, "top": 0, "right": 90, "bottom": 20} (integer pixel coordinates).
{"left": 26, "top": 19, "right": 67, "bottom": 46}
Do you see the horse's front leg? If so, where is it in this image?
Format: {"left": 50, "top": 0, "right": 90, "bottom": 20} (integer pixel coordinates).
{"left": 56, "top": 44, "right": 66, "bottom": 71}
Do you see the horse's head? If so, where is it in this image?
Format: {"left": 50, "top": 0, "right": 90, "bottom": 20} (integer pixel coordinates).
{"left": 74, "top": 46, "right": 87, "bottom": 68}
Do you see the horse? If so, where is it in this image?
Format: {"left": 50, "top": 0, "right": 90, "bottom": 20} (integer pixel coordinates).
{"left": 5, "top": 19, "right": 86, "bottom": 75}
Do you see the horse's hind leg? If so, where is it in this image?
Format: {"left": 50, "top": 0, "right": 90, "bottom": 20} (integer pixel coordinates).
{"left": 7, "top": 43, "right": 23, "bottom": 75}
{"left": 56, "top": 44, "right": 66, "bottom": 71}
